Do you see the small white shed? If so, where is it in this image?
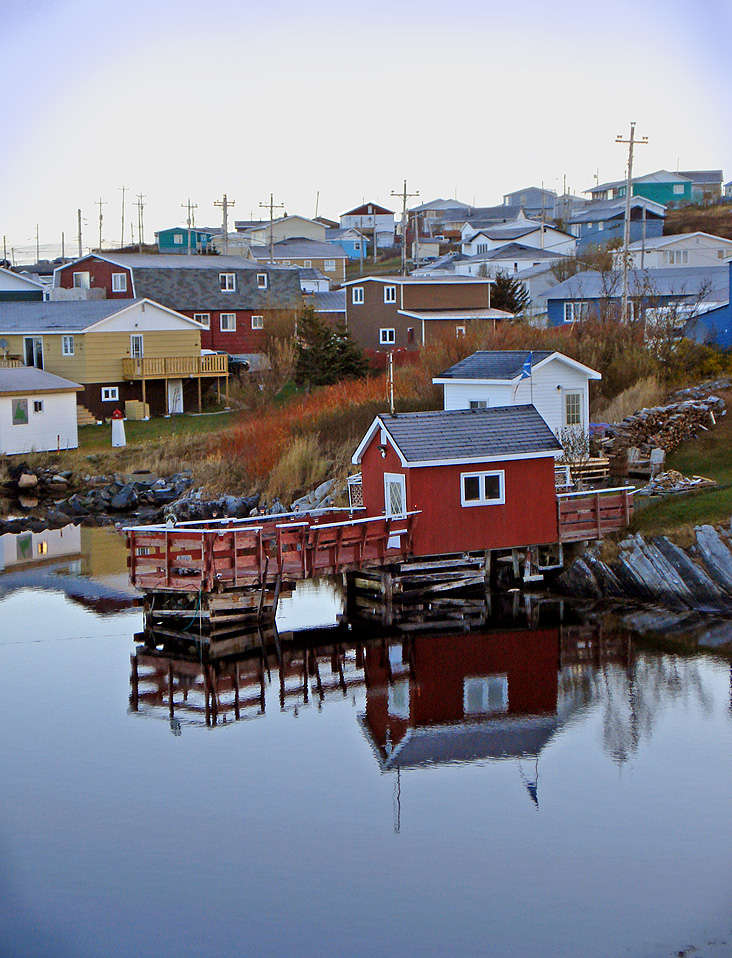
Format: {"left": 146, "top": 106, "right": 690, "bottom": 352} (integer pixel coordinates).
{"left": 0, "top": 367, "right": 82, "bottom": 455}
{"left": 434, "top": 350, "right": 601, "bottom": 436}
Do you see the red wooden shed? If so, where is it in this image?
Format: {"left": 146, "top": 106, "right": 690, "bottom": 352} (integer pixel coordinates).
{"left": 352, "top": 405, "right": 563, "bottom": 557}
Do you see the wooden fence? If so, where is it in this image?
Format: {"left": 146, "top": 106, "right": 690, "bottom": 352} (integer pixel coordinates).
{"left": 557, "top": 487, "right": 634, "bottom": 542}
{"left": 127, "top": 511, "right": 418, "bottom": 592}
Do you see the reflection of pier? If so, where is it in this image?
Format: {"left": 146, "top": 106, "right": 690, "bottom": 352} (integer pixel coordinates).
{"left": 129, "top": 625, "right": 367, "bottom": 728}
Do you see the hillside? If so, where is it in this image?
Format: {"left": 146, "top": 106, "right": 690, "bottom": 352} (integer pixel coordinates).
{"left": 664, "top": 202, "right": 732, "bottom": 239}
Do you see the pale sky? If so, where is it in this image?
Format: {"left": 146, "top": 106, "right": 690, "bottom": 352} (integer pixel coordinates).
{"left": 2, "top": 0, "right": 731, "bottom": 263}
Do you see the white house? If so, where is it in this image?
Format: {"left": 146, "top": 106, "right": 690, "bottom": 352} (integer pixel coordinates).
{"left": 433, "top": 350, "right": 601, "bottom": 437}
{"left": 612, "top": 232, "right": 732, "bottom": 270}
{"left": 461, "top": 221, "right": 576, "bottom": 257}
{"left": 339, "top": 202, "right": 395, "bottom": 248}
{"left": 0, "top": 366, "right": 81, "bottom": 455}
{"left": 0, "top": 265, "right": 46, "bottom": 302}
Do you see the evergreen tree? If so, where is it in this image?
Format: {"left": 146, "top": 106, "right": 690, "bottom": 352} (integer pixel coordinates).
{"left": 295, "top": 308, "right": 367, "bottom": 387}
{"left": 491, "top": 270, "right": 531, "bottom": 315}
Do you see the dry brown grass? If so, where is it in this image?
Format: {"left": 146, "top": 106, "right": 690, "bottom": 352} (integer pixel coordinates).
{"left": 265, "top": 435, "right": 333, "bottom": 502}
{"left": 596, "top": 376, "right": 665, "bottom": 423}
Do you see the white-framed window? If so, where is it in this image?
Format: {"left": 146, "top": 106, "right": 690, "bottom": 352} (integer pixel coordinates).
{"left": 62, "top": 335, "right": 74, "bottom": 356}
{"left": 220, "top": 272, "right": 236, "bottom": 291}
{"left": 33, "top": 400, "right": 44, "bottom": 413}
{"left": 384, "top": 285, "right": 397, "bottom": 303}
{"left": 173, "top": 233, "right": 184, "bottom": 245}
{"left": 352, "top": 287, "right": 364, "bottom": 304}
{"left": 101, "top": 386, "right": 119, "bottom": 402}
{"left": 220, "top": 313, "right": 236, "bottom": 332}
{"left": 111, "top": 272, "right": 127, "bottom": 292}
{"left": 379, "top": 328, "right": 396, "bottom": 345}
{"left": 354, "top": 242, "right": 361, "bottom": 252}
{"left": 130, "top": 334, "right": 143, "bottom": 359}
{"left": 282, "top": 260, "right": 290, "bottom": 266}
{"left": 564, "top": 301, "right": 589, "bottom": 323}
{"left": 73, "top": 271, "right": 90, "bottom": 289}
{"left": 461, "top": 470, "right": 505, "bottom": 507}
{"left": 469, "top": 399, "right": 488, "bottom": 409}
{"left": 251, "top": 315, "right": 263, "bottom": 329}
{"left": 673, "top": 184, "right": 685, "bottom": 195}
{"left": 464, "top": 675, "right": 508, "bottom": 715}
{"left": 257, "top": 273, "right": 268, "bottom": 289}
{"left": 456, "top": 325, "right": 466, "bottom": 338}
{"left": 564, "top": 391, "right": 583, "bottom": 427}
{"left": 304, "top": 260, "right": 311, "bottom": 267}
{"left": 477, "top": 243, "right": 489, "bottom": 254}
{"left": 193, "top": 313, "right": 210, "bottom": 327}
{"left": 324, "top": 259, "right": 336, "bottom": 272}
{"left": 407, "top": 327, "right": 415, "bottom": 343}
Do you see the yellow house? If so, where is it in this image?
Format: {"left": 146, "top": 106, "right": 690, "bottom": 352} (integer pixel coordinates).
{"left": 0, "top": 298, "right": 228, "bottom": 419}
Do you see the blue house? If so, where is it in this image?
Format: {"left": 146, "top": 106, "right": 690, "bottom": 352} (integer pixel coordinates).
{"left": 684, "top": 261, "right": 732, "bottom": 349}
{"left": 569, "top": 197, "right": 665, "bottom": 252}
{"left": 155, "top": 227, "right": 215, "bottom": 255}
{"left": 546, "top": 264, "right": 729, "bottom": 328}
{"left": 325, "top": 227, "right": 368, "bottom": 261}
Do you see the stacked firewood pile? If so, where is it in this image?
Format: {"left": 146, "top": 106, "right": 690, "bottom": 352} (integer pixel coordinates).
{"left": 598, "top": 395, "right": 726, "bottom": 461}
{"left": 635, "top": 469, "right": 717, "bottom": 497}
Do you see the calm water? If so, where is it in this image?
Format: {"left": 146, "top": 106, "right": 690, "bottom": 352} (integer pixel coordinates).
{"left": 1, "top": 527, "right": 731, "bottom": 958}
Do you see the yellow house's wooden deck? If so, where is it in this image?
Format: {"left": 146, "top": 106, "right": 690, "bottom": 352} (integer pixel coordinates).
{"left": 122, "top": 354, "right": 229, "bottom": 409}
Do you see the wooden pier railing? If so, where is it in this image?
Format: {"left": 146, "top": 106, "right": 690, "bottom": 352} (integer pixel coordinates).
{"left": 557, "top": 486, "right": 634, "bottom": 543}
{"left": 126, "top": 510, "right": 419, "bottom": 592}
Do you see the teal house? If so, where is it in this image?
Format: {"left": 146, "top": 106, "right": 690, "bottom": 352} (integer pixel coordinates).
{"left": 155, "top": 227, "right": 215, "bottom": 255}
{"left": 618, "top": 170, "right": 692, "bottom": 206}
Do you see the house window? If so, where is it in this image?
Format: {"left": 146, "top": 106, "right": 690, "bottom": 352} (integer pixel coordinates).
{"left": 33, "top": 400, "right": 43, "bottom": 413}
{"left": 464, "top": 675, "right": 508, "bottom": 715}
{"left": 324, "top": 259, "right": 336, "bottom": 272}
{"left": 352, "top": 287, "right": 364, "bottom": 304}
{"left": 194, "top": 313, "right": 210, "bottom": 327}
{"left": 220, "top": 272, "right": 236, "bottom": 291}
{"left": 407, "top": 327, "right": 415, "bottom": 343}
{"left": 173, "top": 233, "right": 184, "bottom": 245}
{"left": 130, "top": 334, "right": 143, "bottom": 359}
{"left": 304, "top": 260, "right": 311, "bottom": 267}
{"left": 73, "top": 271, "right": 90, "bottom": 289}
{"left": 668, "top": 250, "right": 689, "bottom": 265}
{"left": 354, "top": 243, "right": 361, "bottom": 252}
{"left": 673, "top": 184, "right": 685, "bottom": 195}
{"left": 477, "top": 243, "right": 489, "bottom": 254}
{"left": 564, "top": 301, "right": 589, "bottom": 323}
{"left": 379, "top": 328, "right": 396, "bottom": 345}
{"left": 257, "top": 273, "right": 268, "bottom": 289}
{"left": 384, "top": 285, "right": 397, "bottom": 303}
{"left": 564, "top": 391, "right": 583, "bottom": 427}
{"left": 12, "top": 398, "right": 28, "bottom": 425}
{"left": 461, "top": 470, "right": 505, "bottom": 507}
{"left": 220, "top": 313, "right": 236, "bottom": 332}
{"left": 112, "top": 273, "right": 127, "bottom": 292}
{"left": 469, "top": 400, "right": 488, "bottom": 409}
{"left": 282, "top": 261, "right": 290, "bottom": 266}
{"left": 37, "top": 541, "right": 48, "bottom": 555}
{"left": 101, "top": 386, "right": 119, "bottom": 402}
{"left": 251, "top": 315, "right": 264, "bottom": 329}
{"left": 62, "top": 335, "right": 74, "bottom": 356}
{"left": 456, "top": 325, "right": 466, "bottom": 338}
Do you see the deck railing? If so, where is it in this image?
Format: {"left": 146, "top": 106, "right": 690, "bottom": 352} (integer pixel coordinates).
{"left": 0, "top": 358, "right": 23, "bottom": 368}
{"left": 126, "top": 511, "right": 419, "bottom": 592}
{"left": 122, "top": 354, "right": 229, "bottom": 379}
{"left": 557, "top": 486, "right": 634, "bottom": 542}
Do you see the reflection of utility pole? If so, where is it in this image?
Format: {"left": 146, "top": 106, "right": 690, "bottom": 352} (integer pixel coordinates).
{"left": 259, "top": 194, "right": 285, "bottom": 264}
{"left": 616, "top": 122, "right": 648, "bottom": 323}
{"left": 181, "top": 199, "right": 198, "bottom": 256}
{"left": 393, "top": 768, "right": 401, "bottom": 834}
{"left": 391, "top": 180, "right": 419, "bottom": 276}
{"left": 214, "top": 193, "right": 235, "bottom": 256}
{"left": 96, "top": 197, "right": 107, "bottom": 251}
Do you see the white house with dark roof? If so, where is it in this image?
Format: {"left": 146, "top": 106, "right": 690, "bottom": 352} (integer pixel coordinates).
{"left": 461, "top": 221, "right": 576, "bottom": 257}
{"left": 611, "top": 232, "right": 732, "bottom": 270}
{"left": 433, "top": 350, "right": 602, "bottom": 436}
{"left": 0, "top": 366, "right": 81, "bottom": 454}
{"left": 0, "top": 266, "right": 45, "bottom": 303}
{"left": 339, "top": 202, "right": 395, "bottom": 248}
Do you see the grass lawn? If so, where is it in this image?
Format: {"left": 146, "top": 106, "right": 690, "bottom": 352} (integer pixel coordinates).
{"left": 77, "top": 410, "right": 239, "bottom": 451}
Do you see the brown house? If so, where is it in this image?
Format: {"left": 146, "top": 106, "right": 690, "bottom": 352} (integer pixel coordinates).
{"left": 341, "top": 275, "right": 510, "bottom": 355}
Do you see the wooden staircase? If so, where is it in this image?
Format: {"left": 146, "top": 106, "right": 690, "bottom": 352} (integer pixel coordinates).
{"left": 76, "top": 404, "right": 98, "bottom": 426}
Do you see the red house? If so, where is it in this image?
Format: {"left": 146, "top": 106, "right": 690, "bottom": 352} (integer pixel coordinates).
{"left": 352, "top": 406, "right": 563, "bottom": 557}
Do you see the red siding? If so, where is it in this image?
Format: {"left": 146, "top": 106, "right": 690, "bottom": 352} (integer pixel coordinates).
{"left": 360, "top": 430, "right": 559, "bottom": 555}
{"left": 56, "top": 257, "right": 133, "bottom": 299}
{"left": 178, "top": 310, "right": 267, "bottom": 353}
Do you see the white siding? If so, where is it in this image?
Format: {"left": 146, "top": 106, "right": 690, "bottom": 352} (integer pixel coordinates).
{"left": 0, "top": 391, "right": 79, "bottom": 455}
{"left": 0, "top": 524, "right": 81, "bottom": 571}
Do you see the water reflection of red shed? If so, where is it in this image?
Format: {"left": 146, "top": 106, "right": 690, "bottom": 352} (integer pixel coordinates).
{"left": 361, "top": 629, "right": 562, "bottom": 769}
{"left": 352, "top": 406, "right": 563, "bottom": 557}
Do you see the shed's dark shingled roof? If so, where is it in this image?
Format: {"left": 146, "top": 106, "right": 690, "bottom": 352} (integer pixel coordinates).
{"left": 438, "top": 350, "right": 553, "bottom": 381}
{"left": 381, "top": 406, "right": 561, "bottom": 462}
{"left": 131, "top": 266, "right": 303, "bottom": 312}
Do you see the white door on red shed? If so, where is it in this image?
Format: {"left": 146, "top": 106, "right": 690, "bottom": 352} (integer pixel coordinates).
{"left": 384, "top": 473, "right": 406, "bottom": 549}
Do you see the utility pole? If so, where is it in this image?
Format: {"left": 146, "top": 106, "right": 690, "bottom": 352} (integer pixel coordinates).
{"left": 2, "top": 235, "right": 6, "bottom": 265}
{"left": 96, "top": 197, "right": 107, "bottom": 251}
{"left": 181, "top": 198, "right": 198, "bottom": 255}
{"left": 119, "top": 186, "right": 127, "bottom": 250}
{"left": 61, "top": 231, "right": 65, "bottom": 261}
{"left": 77, "top": 209, "right": 83, "bottom": 258}
{"left": 35, "top": 224, "right": 40, "bottom": 263}
{"left": 391, "top": 180, "right": 419, "bottom": 276}
{"left": 259, "top": 194, "right": 285, "bottom": 264}
{"left": 214, "top": 193, "right": 235, "bottom": 255}
{"left": 135, "top": 193, "right": 146, "bottom": 253}
{"left": 616, "top": 122, "right": 648, "bottom": 323}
